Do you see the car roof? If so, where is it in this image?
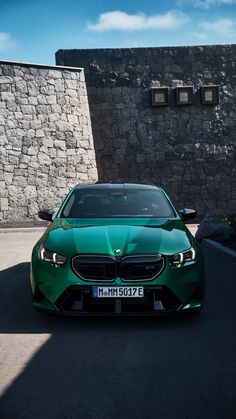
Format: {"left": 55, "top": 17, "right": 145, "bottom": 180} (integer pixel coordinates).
{"left": 74, "top": 182, "right": 160, "bottom": 191}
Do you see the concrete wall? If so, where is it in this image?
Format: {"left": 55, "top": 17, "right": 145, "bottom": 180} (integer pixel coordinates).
{"left": 56, "top": 45, "right": 236, "bottom": 217}
{"left": 0, "top": 61, "right": 97, "bottom": 224}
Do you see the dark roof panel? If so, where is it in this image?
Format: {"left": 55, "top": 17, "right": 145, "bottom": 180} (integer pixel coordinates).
{"left": 74, "top": 182, "right": 159, "bottom": 190}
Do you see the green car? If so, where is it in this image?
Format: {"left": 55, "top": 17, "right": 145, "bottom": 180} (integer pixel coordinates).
{"left": 31, "top": 183, "right": 204, "bottom": 315}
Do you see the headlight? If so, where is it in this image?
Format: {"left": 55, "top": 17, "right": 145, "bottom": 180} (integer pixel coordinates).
{"left": 38, "top": 245, "right": 67, "bottom": 266}
{"left": 169, "top": 247, "right": 196, "bottom": 266}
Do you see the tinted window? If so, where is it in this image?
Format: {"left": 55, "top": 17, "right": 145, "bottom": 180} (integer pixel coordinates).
{"left": 60, "top": 188, "right": 175, "bottom": 218}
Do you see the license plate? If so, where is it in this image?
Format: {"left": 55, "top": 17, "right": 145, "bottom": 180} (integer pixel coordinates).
{"left": 92, "top": 286, "right": 144, "bottom": 298}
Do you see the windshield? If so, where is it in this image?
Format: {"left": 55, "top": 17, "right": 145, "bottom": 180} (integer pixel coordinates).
{"left": 60, "top": 188, "right": 175, "bottom": 219}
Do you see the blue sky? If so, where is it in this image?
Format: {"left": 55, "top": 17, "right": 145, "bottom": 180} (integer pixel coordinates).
{"left": 0, "top": 0, "right": 236, "bottom": 65}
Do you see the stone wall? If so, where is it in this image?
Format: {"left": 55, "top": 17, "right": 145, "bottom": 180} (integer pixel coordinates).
{"left": 56, "top": 45, "right": 236, "bottom": 217}
{"left": 0, "top": 61, "right": 97, "bottom": 224}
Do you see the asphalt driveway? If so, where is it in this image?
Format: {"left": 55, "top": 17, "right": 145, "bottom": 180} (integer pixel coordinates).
{"left": 0, "top": 229, "right": 236, "bottom": 419}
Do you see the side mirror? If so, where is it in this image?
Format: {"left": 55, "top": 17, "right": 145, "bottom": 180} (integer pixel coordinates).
{"left": 38, "top": 208, "right": 55, "bottom": 222}
{"left": 179, "top": 208, "right": 197, "bottom": 221}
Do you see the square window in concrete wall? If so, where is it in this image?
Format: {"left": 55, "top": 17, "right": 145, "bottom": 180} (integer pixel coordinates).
{"left": 201, "top": 85, "right": 219, "bottom": 105}
{"left": 151, "top": 87, "right": 169, "bottom": 106}
{"left": 176, "top": 86, "right": 194, "bottom": 105}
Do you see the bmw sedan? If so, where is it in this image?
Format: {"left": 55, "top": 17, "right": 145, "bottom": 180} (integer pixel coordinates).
{"left": 31, "top": 183, "right": 204, "bottom": 315}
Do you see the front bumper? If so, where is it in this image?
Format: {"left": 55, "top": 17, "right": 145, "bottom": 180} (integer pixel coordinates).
{"left": 32, "top": 283, "right": 203, "bottom": 316}
{"left": 31, "top": 249, "right": 204, "bottom": 316}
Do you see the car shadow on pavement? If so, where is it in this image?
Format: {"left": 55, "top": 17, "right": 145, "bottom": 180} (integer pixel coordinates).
{"left": 1, "top": 244, "right": 236, "bottom": 336}
{"left": 0, "top": 262, "right": 202, "bottom": 334}
{"left": 0, "top": 248, "right": 236, "bottom": 419}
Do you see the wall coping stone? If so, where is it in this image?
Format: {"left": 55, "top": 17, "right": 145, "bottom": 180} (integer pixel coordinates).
{"left": 0, "top": 59, "right": 83, "bottom": 72}
{"left": 56, "top": 44, "right": 236, "bottom": 54}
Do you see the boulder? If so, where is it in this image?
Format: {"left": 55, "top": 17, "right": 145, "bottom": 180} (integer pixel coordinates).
{"left": 196, "top": 213, "right": 235, "bottom": 243}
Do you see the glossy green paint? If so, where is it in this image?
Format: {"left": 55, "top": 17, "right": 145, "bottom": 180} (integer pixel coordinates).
{"left": 31, "top": 216, "right": 204, "bottom": 313}
{"left": 45, "top": 218, "right": 194, "bottom": 257}
{"left": 31, "top": 184, "right": 204, "bottom": 314}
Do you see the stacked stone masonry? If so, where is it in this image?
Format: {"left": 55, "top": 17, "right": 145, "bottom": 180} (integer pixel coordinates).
{"left": 0, "top": 62, "right": 97, "bottom": 224}
{"left": 56, "top": 45, "right": 236, "bottom": 218}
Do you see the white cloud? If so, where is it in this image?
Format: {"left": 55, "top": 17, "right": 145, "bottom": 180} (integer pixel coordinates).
{"left": 0, "top": 32, "right": 15, "bottom": 51}
{"left": 87, "top": 10, "right": 189, "bottom": 32}
{"left": 178, "top": 0, "right": 235, "bottom": 8}
{"left": 200, "top": 18, "right": 235, "bottom": 36}
{"left": 196, "top": 0, "right": 235, "bottom": 9}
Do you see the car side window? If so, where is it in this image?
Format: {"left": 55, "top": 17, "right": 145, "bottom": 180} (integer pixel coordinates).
{"left": 61, "top": 193, "right": 75, "bottom": 217}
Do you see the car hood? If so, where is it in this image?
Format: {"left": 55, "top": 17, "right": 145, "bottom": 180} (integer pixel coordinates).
{"left": 43, "top": 218, "right": 193, "bottom": 257}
